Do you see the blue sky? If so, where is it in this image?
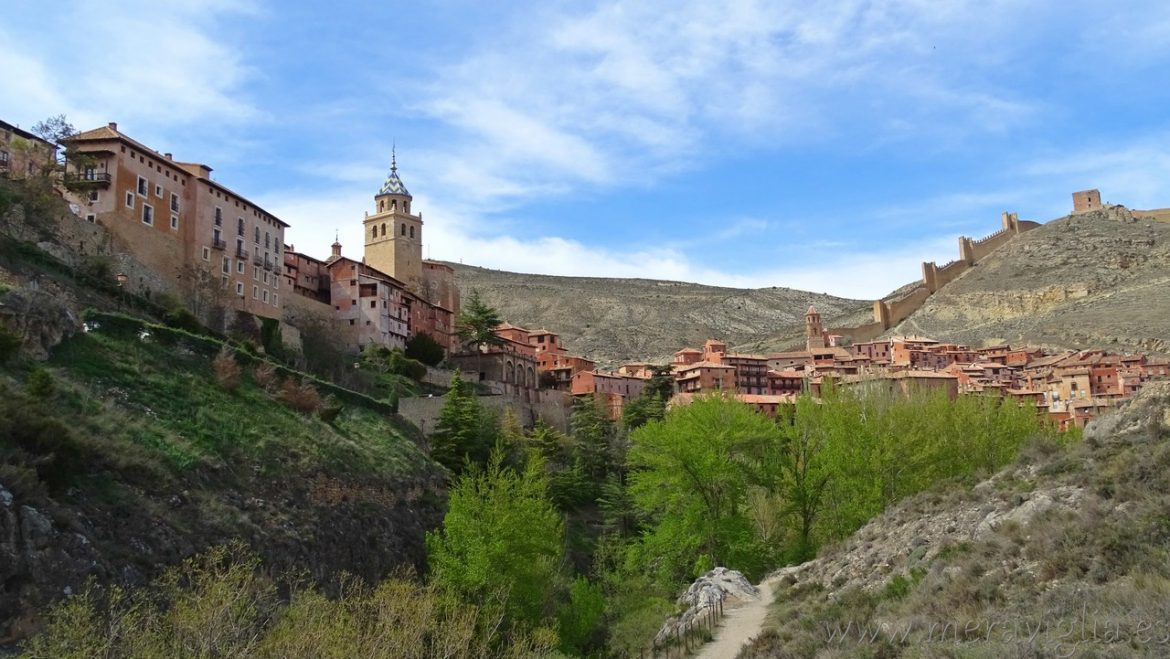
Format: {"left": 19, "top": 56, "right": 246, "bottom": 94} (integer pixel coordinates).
{"left": 4, "top": 0, "right": 1170, "bottom": 298}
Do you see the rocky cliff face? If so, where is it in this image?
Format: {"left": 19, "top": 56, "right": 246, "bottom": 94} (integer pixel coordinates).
{"left": 894, "top": 206, "right": 1170, "bottom": 354}
{"left": 0, "top": 470, "right": 445, "bottom": 644}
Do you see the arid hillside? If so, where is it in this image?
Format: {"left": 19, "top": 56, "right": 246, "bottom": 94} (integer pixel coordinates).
{"left": 893, "top": 206, "right": 1170, "bottom": 355}
{"left": 743, "top": 381, "right": 1170, "bottom": 658}
{"left": 447, "top": 264, "right": 873, "bottom": 365}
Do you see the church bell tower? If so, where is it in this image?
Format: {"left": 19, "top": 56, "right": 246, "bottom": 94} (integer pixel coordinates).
{"left": 364, "top": 149, "right": 423, "bottom": 292}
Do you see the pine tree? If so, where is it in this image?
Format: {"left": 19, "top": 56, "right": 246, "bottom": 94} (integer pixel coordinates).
{"left": 430, "top": 372, "right": 493, "bottom": 474}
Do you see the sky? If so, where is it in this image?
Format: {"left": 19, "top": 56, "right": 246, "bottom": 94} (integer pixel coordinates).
{"left": 3, "top": 0, "right": 1170, "bottom": 299}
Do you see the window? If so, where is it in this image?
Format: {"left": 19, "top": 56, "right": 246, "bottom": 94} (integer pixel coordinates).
{"left": 370, "top": 300, "right": 377, "bottom": 308}
{"left": 236, "top": 282, "right": 244, "bottom": 295}
{"left": 237, "top": 217, "right": 244, "bottom": 235}
{"left": 262, "top": 290, "right": 269, "bottom": 303}
{"left": 0, "top": 151, "right": 7, "bottom": 164}
{"left": 381, "top": 223, "right": 386, "bottom": 237}
{"left": 254, "top": 227, "right": 260, "bottom": 243}
{"left": 263, "top": 272, "right": 269, "bottom": 285}
{"left": 170, "top": 194, "right": 179, "bottom": 212}
{"left": 125, "top": 192, "right": 135, "bottom": 208}
{"left": 214, "top": 207, "right": 222, "bottom": 226}
{"left": 137, "top": 176, "right": 148, "bottom": 195}
{"left": 85, "top": 213, "right": 96, "bottom": 223}
{"left": 202, "top": 247, "right": 210, "bottom": 261}
{"left": 169, "top": 214, "right": 178, "bottom": 230}
{"left": 265, "top": 231, "right": 270, "bottom": 249}
{"left": 253, "top": 285, "right": 259, "bottom": 299}
{"left": 253, "top": 267, "right": 259, "bottom": 281}
{"left": 142, "top": 204, "right": 154, "bottom": 225}
{"left": 272, "top": 294, "right": 278, "bottom": 307}
{"left": 88, "top": 190, "right": 99, "bottom": 202}
{"left": 222, "top": 257, "right": 230, "bottom": 274}
{"left": 233, "top": 260, "right": 242, "bottom": 274}
{"left": 155, "top": 184, "right": 163, "bottom": 197}
{"left": 400, "top": 223, "right": 406, "bottom": 236}
{"left": 409, "top": 226, "right": 414, "bottom": 239}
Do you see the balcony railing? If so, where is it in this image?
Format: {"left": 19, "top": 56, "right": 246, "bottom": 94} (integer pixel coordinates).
{"left": 211, "top": 237, "right": 227, "bottom": 251}
{"left": 63, "top": 172, "right": 112, "bottom": 189}
{"left": 263, "top": 258, "right": 274, "bottom": 271}
{"left": 253, "top": 253, "right": 264, "bottom": 266}
{"left": 236, "top": 246, "right": 249, "bottom": 259}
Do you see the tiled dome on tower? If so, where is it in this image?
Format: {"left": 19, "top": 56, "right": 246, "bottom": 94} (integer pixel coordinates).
{"left": 378, "top": 149, "right": 411, "bottom": 197}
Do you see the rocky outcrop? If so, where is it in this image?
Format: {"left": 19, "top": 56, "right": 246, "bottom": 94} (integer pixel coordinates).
{"left": 654, "top": 567, "right": 758, "bottom": 645}
{"left": 0, "top": 288, "right": 80, "bottom": 359}
{"left": 894, "top": 206, "right": 1170, "bottom": 354}
{"left": 1084, "top": 381, "right": 1170, "bottom": 442}
{"left": 0, "top": 471, "right": 446, "bottom": 644}
{"left": 0, "top": 486, "right": 102, "bottom": 642}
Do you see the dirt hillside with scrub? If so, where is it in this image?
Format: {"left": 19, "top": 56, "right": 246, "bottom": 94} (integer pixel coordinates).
{"left": 742, "top": 382, "right": 1170, "bottom": 657}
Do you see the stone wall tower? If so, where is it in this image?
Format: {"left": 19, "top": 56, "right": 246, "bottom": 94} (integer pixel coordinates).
{"left": 806, "top": 305, "right": 826, "bottom": 351}
{"left": 363, "top": 150, "right": 423, "bottom": 292}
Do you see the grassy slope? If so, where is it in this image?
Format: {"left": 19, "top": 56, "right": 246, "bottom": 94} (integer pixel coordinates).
{"left": 1, "top": 315, "right": 446, "bottom": 642}
{"left": 45, "top": 322, "right": 429, "bottom": 479}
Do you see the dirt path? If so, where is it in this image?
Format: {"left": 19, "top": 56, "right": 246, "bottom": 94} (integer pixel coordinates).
{"left": 694, "top": 575, "right": 779, "bottom": 659}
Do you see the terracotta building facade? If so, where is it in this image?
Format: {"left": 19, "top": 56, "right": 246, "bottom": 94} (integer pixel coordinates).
{"left": 63, "top": 122, "right": 287, "bottom": 320}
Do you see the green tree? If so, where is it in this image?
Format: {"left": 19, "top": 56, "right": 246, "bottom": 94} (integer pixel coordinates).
{"left": 426, "top": 451, "right": 565, "bottom": 632}
{"left": 31, "top": 114, "right": 76, "bottom": 146}
{"left": 644, "top": 364, "right": 676, "bottom": 400}
{"left": 429, "top": 371, "right": 496, "bottom": 474}
{"left": 570, "top": 395, "right": 618, "bottom": 483}
{"left": 455, "top": 289, "right": 504, "bottom": 352}
{"left": 404, "top": 331, "right": 446, "bottom": 366}
{"left": 627, "top": 394, "right": 782, "bottom": 581}
{"left": 621, "top": 391, "right": 666, "bottom": 432}
{"left": 30, "top": 114, "right": 75, "bottom": 171}
{"left": 455, "top": 289, "right": 504, "bottom": 376}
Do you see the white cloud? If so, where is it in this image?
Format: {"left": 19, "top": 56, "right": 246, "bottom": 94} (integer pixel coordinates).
{"left": 262, "top": 180, "right": 955, "bottom": 300}
{"left": 402, "top": 0, "right": 1058, "bottom": 210}
{"left": 0, "top": 0, "right": 259, "bottom": 132}
{"left": 1017, "top": 137, "right": 1170, "bottom": 212}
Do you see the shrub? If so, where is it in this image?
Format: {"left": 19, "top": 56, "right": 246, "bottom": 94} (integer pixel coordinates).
{"left": 318, "top": 396, "right": 343, "bottom": 423}
{"left": 259, "top": 317, "right": 284, "bottom": 359}
{"left": 388, "top": 350, "right": 427, "bottom": 381}
{"left": 278, "top": 378, "right": 321, "bottom": 414}
{"left": 163, "top": 304, "right": 203, "bottom": 335}
{"left": 213, "top": 348, "right": 242, "bottom": 392}
{"left": 0, "top": 323, "right": 22, "bottom": 362}
{"left": 0, "top": 389, "right": 86, "bottom": 492}
{"left": 77, "top": 254, "right": 114, "bottom": 283}
{"left": 25, "top": 368, "right": 55, "bottom": 398}
{"left": 252, "top": 362, "right": 278, "bottom": 391}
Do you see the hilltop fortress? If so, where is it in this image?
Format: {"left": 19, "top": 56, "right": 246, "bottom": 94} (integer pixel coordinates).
{"left": 820, "top": 188, "right": 1166, "bottom": 347}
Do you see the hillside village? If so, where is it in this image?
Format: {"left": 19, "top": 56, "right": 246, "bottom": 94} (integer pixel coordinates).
{"left": 3, "top": 117, "right": 1169, "bottom": 434}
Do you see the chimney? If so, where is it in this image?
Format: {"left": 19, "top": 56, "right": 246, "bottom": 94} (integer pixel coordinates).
{"left": 164, "top": 153, "right": 172, "bottom": 160}
{"left": 107, "top": 122, "right": 118, "bottom": 131}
